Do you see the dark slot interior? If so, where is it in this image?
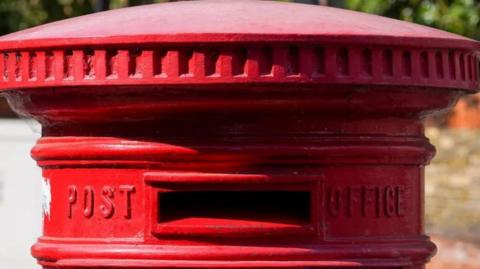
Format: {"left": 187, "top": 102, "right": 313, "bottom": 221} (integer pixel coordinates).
{"left": 158, "top": 191, "right": 311, "bottom": 225}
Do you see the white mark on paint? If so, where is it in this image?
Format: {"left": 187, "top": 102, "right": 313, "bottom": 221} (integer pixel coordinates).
{"left": 41, "top": 178, "right": 51, "bottom": 220}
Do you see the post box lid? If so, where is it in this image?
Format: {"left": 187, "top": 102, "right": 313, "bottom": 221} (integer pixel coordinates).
{"left": 0, "top": 0, "right": 478, "bottom": 91}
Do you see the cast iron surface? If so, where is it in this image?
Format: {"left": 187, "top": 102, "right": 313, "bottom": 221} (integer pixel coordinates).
{"left": 0, "top": 0, "right": 478, "bottom": 91}
{"left": 0, "top": 1, "right": 478, "bottom": 269}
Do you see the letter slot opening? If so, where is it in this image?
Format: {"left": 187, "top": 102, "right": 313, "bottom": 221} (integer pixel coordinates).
{"left": 158, "top": 191, "right": 311, "bottom": 225}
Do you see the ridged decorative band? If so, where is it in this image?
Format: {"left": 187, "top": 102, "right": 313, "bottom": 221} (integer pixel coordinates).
{"left": 0, "top": 44, "right": 479, "bottom": 91}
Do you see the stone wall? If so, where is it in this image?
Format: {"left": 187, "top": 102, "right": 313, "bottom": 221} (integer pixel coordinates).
{"left": 426, "top": 128, "right": 480, "bottom": 268}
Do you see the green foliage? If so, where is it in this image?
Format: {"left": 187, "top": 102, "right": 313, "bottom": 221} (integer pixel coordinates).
{"left": 0, "top": 0, "right": 168, "bottom": 35}
{"left": 0, "top": 0, "right": 95, "bottom": 35}
{"left": 346, "top": 0, "right": 480, "bottom": 39}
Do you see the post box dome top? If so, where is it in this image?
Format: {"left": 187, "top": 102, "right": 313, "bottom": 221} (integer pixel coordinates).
{"left": 0, "top": 0, "right": 479, "bottom": 91}
{"left": 0, "top": 0, "right": 477, "bottom": 48}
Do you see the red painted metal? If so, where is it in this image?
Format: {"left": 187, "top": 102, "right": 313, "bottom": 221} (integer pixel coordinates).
{"left": 0, "top": 1, "right": 478, "bottom": 269}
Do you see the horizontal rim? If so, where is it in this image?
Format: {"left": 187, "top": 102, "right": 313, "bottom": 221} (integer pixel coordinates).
{"left": 32, "top": 238, "right": 436, "bottom": 268}
{"left": 0, "top": 34, "right": 479, "bottom": 51}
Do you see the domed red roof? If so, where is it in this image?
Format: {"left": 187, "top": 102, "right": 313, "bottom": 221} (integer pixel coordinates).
{"left": 0, "top": 0, "right": 476, "bottom": 48}
{"left": 0, "top": 0, "right": 478, "bottom": 92}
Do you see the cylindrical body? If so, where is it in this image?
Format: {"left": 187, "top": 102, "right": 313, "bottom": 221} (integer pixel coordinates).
{"left": 0, "top": 1, "right": 478, "bottom": 269}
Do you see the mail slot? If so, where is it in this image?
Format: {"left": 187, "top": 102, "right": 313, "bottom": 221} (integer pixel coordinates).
{"left": 144, "top": 172, "right": 318, "bottom": 237}
{"left": 0, "top": 1, "right": 478, "bottom": 269}
{"left": 159, "top": 190, "right": 310, "bottom": 223}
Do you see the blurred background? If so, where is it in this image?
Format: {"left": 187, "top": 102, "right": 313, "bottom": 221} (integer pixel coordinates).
{"left": 0, "top": 0, "right": 479, "bottom": 269}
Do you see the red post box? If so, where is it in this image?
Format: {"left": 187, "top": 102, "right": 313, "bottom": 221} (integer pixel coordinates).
{"left": 0, "top": 1, "right": 478, "bottom": 269}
